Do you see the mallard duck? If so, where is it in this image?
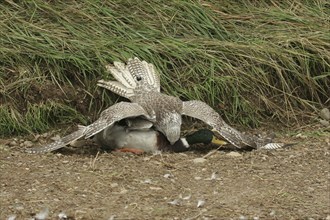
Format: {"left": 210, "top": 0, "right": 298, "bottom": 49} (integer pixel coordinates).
{"left": 26, "top": 58, "right": 285, "bottom": 153}
{"left": 26, "top": 118, "right": 227, "bottom": 153}
{"left": 96, "top": 58, "right": 285, "bottom": 149}
{"left": 94, "top": 119, "right": 227, "bottom": 153}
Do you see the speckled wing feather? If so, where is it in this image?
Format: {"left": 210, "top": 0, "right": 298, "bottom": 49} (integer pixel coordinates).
{"left": 101, "top": 60, "right": 137, "bottom": 98}
{"left": 84, "top": 102, "right": 150, "bottom": 138}
{"left": 127, "top": 57, "right": 159, "bottom": 92}
{"left": 26, "top": 102, "right": 149, "bottom": 153}
{"left": 141, "top": 60, "right": 160, "bottom": 92}
{"left": 108, "top": 61, "right": 137, "bottom": 88}
{"left": 182, "top": 100, "right": 281, "bottom": 149}
{"left": 97, "top": 80, "right": 134, "bottom": 98}
{"left": 101, "top": 58, "right": 160, "bottom": 97}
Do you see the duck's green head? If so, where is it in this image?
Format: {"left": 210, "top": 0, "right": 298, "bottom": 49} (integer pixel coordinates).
{"left": 185, "top": 129, "right": 227, "bottom": 146}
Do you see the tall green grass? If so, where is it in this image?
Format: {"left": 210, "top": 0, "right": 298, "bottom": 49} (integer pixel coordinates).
{"left": 0, "top": 0, "right": 329, "bottom": 136}
{"left": 0, "top": 101, "right": 87, "bottom": 136}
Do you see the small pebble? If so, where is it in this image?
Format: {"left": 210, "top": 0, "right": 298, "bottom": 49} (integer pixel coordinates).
{"left": 319, "top": 119, "right": 330, "bottom": 127}
{"left": 33, "top": 134, "right": 41, "bottom": 141}
{"left": 14, "top": 203, "right": 24, "bottom": 210}
{"left": 307, "top": 187, "right": 315, "bottom": 192}
{"left": 205, "top": 172, "right": 219, "bottom": 180}
{"left": 261, "top": 155, "right": 268, "bottom": 161}
{"left": 108, "top": 215, "right": 116, "bottom": 220}
{"left": 70, "top": 140, "right": 87, "bottom": 147}
{"left": 197, "top": 199, "right": 205, "bottom": 208}
{"left": 23, "top": 141, "right": 33, "bottom": 147}
{"left": 226, "top": 152, "right": 242, "bottom": 157}
{"left": 150, "top": 186, "right": 162, "bottom": 190}
{"left": 180, "top": 194, "right": 191, "bottom": 200}
{"left": 58, "top": 211, "right": 67, "bottom": 220}
{"left": 51, "top": 135, "right": 61, "bottom": 141}
{"left": 41, "top": 133, "right": 49, "bottom": 138}
{"left": 119, "top": 189, "right": 128, "bottom": 194}
{"left": 210, "top": 172, "right": 217, "bottom": 180}
{"left": 168, "top": 199, "right": 180, "bottom": 206}
{"left": 296, "top": 133, "right": 307, "bottom": 138}
{"left": 269, "top": 210, "right": 276, "bottom": 216}
{"left": 320, "top": 108, "right": 330, "bottom": 120}
{"left": 142, "top": 179, "right": 152, "bottom": 184}
{"left": 193, "top": 158, "right": 207, "bottom": 163}
{"left": 9, "top": 141, "right": 17, "bottom": 146}
{"left": 7, "top": 215, "right": 16, "bottom": 220}
{"left": 35, "top": 207, "right": 49, "bottom": 220}
{"left": 143, "top": 157, "right": 151, "bottom": 161}
{"left": 0, "top": 145, "right": 9, "bottom": 151}
{"left": 239, "top": 215, "right": 247, "bottom": 220}
{"left": 152, "top": 150, "right": 162, "bottom": 155}
{"left": 325, "top": 138, "right": 330, "bottom": 144}
{"left": 110, "top": 183, "right": 118, "bottom": 188}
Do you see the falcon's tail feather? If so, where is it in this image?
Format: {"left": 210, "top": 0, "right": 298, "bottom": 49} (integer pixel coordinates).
{"left": 25, "top": 126, "right": 87, "bottom": 154}
{"left": 259, "top": 142, "right": 297, "bottom": 150}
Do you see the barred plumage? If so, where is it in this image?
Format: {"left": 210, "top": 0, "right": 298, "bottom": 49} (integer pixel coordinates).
{"left": 98, "top": 57, "right": 289, "bottom": 149}
{"left": 26, "top": 126, "right": 87, "bottom": 153}
{"left": 27, "top": 57, "right": 290, "bottom": 153}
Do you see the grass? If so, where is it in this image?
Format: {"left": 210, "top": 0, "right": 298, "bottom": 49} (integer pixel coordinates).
{"left": 0, "top": 0, "right": 329, "bottom": 136}
{"left": 0, "top": 101, "right": 87, "bottom": 136}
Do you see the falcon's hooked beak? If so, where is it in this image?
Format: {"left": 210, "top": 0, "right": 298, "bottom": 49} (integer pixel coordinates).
{"left": 159, "top": 113, "right": 182, "bottom": 145}
{"left": 166, "top": 133, "right": 181, "bottom": 145}
{"left": 162, "top": 126, "right": 181, "bottom": 145}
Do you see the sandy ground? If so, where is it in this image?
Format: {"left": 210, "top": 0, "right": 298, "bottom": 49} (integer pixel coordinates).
{"left": 0, "top": 128, "right": 329, "bottom": 220}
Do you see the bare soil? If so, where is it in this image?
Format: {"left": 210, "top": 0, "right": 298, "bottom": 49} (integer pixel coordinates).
{"left": 0, "top": 128, "right": 329, "bottom": 220}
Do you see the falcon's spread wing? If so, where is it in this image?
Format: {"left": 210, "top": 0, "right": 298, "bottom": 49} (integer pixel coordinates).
{"left": 84, "top": 102, "right": 149, "bottom": 138}
{"left": 26, "top": 102, "right": 150, "bottom": 153}
{"left": 182, "top": 100, "right": 285, "bottom": 149}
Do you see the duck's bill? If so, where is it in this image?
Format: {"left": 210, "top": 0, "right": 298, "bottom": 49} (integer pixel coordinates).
{"left": 211, "top": 136, "right": 228, "bottom": 146}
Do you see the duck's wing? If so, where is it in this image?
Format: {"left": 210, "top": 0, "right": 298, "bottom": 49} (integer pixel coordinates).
{"left": 182, "top": 100, "right": 285, "bottom": 149}
{"left": 26, "top": 102, "right": 149, "bottom": 153}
